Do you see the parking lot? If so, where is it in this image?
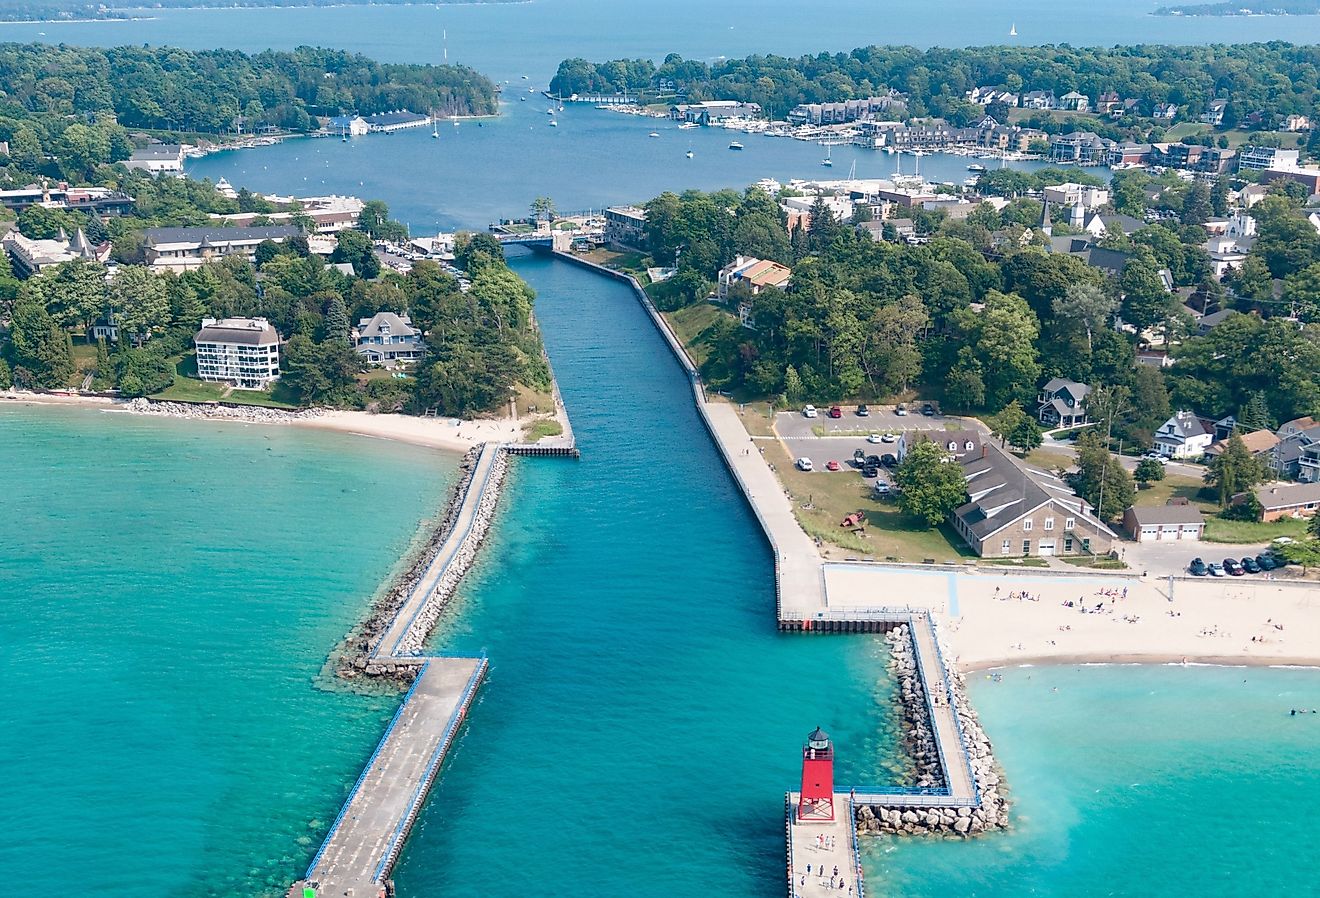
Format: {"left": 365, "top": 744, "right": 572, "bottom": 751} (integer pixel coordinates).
{"left": 774, "top": 405, "right": 976, "bottom": 439}
{"left": 780, "top": 434, "right": 900, "bottom": 484}
{"left": 1122, "top": 538, "right": 1283, "bottom": 578}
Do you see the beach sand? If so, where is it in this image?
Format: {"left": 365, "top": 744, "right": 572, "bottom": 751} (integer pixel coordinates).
{"left": 1, "top": 390, "right": 545, "bottom": 454}
{"left": 824, "top": 565, "right": 1320, "bottom": 670}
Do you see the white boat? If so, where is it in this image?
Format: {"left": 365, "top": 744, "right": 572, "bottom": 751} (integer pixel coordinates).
{"left": 1009, "top": 22, "right": 1017, "bottom": 36}
{"left": 686, "top": 149, "right": 694, "bottom": 159}
{"left": 431, "top": 114, "right": 439, "bottom": 139}
{"left": 679, "top": 122, "right": 698, "bottom": 130}
{"left": 728, "top": 141, "right": 744, "bottom": 150}
{"left": 963, "top": 177, "right": 980, "bottom": 186}
{"left": 821, "top": 145, "right": 833, "bottom": 167}
{"left": 967, "top": 163, "right": 986, "bottom": 172}
{"left": 549, "top": 119, "right": 558, "bottom": 127}
{"left": 649, "top": 131, "right": 660, "bottom": 138}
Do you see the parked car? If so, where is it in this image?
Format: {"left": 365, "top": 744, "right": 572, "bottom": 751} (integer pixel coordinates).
{"left": 861, "top": 464, "right": 879, "bottom": 478}
{"left": 803, "top": 405, "right": 818, "bottom": 418}
{"left": 1143, "top": 451, "right": 1168, "bottom": 465}
{"left": 825, "top": 460, "right": 841, "bottom": 472}
{"left": 1188, "top": 558, "right": 1208, "bottom": 576}
{"left": 1223, "top": 558, "right": 1244, "bottom": 576}
{"left": 921, "top": 403, "right": 936, "bottom": 416}
{"left": 872, "top": 480, "right": 891, "bottom": 496}
{"left": 880, "top": 453, "right": 899, "bottom": 467}
{"left": 866, "top": 454, "right": 882, "bottom": 468}
{"left": 828, "top": 405, "right": 843, "bottom": 418}
{"left": 895, "top": 404, "right": 908, "bottom": 416}
{"left": 1207, "top": 563, "right": 1224, "bottom": 577}
{"left": 867, "top": 433, "right": 884, "bottom": 444}
{"left": 881, "top": 433, "right": 897, "bottom": 443}
{"left": 1256, "top": 553, "right": 1278, "bottom": 571}
{"left": 1241, "top": 556, "right": 1261, "bottom": 574}
{"left": 856, "top": 404, "right": 870, "bottom": 417}
{"left": 852, "top": 449, "right": 866, "bottom": 467}
{"left": 795, "top": 457, "right": 814, "bottom": 472}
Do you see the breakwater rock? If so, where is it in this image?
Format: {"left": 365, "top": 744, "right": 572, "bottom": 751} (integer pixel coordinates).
{"left": 123, "top": 396, "right": 321, "bottom": 422}
{"left": 855, "top": 624, "right": 1009, "bottom": 838}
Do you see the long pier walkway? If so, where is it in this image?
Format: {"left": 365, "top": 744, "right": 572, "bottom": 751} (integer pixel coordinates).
{"left": 787, "top": 793, "right": 865, "bottom": 898}
{"left": 298, "top": 658, "right": 486, "bottom": 898}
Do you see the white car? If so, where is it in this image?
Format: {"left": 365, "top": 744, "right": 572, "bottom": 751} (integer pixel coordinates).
{"left": 795, "top": 457, "right": 814, "bottom": 472}
{"left": 881, "top": 433, "right": 898, "bottom": 443}
{"left": 872, "top": 480, "right": 891, "bottom": 496}
{"left": 867, "top": 433, "right": 883, "bottom": 444}
{"left": 1144, "top": 451, "right": 1168, "bottom": 464}
{"left": 803, "top": 405, "right": 818, "bottom": 418}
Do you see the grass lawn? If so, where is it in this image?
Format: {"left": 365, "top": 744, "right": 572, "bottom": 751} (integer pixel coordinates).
{"left": 981, "top": 556, "right": 1050, "bottom": 568}
{"left": 578, "top": 247, "right": 649, "bottom": 275}
{"left": 765, "top": 438, "right": 973, "bottom": 562}
{"left": 522, "top": 419, "right": 563, "bottom": 442}
{"left": 1203, "top": 515, "right": 1312, "bottom": 544}
{"left": 662, "top": 303, "right": 731, "bottom": 369}
{"left": 1131, "top": 473, "right": 1215, "bottom": 510}
{"left": 152, "top": 376, "right": 227, "bottom": 403}
{"left": 1026, "top": 447, "right": 1075, "bottom": 472}
{"left": 1060, "top": 555, "right": 1129, "bottom": 570}
{"left": 1162, "top": 122, "right": 1208, "bottom": 142}
{"left": 716, "top": 398, "right": 777, "bottom": 437}
{"left": 512, "top": 382, "right": 555, "bottom": 417}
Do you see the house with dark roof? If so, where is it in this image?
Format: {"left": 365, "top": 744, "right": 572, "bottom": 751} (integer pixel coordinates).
{"left": 354, "top": 312, "right": 424, "bottom": 366}
{"left": 1037, "top": 378, "right": 1090, "bottom": 428}
{"left": 1080, "top": 212, "right": 1143, "bottom": 239}
{"left": 362, "top": 110, "right": 431, "bottom": 132}
{"left": 1271, "top": 417, "right": 1320, "bottom": 481}
{"left": 193, "top": 317, "right": 281, "bottom": 389}
{"left": 1153, "top": 411, "right": 1214, "bottom": 459}
{"left": 144, "top": 225, "right": 300, "bottom": 272}
{"left": 1122, "top": 502, "right": 1206, "bottom": 543}
{"left": 950, "top": 442, "right": 1116, "bottom": 557}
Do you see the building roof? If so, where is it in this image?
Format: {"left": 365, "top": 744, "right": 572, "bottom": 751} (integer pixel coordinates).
{"left": 356, "top": 311, "right": 418, "bottom": 339}
{"left": 1253, "top": 481, "right": 1320, "bottom": 509}
{"left": 129, "top": 144, "right": 183, "bottom": 159}
{"left": 954, "top": 442, "right": 1112, "bottom": 541}
{"left": 1126, "top": 504, "right": 1206, "bottom": 526}
{"left": 741, "top": 259, "right": 792, "bottom": 289}
{"left": 1041, "top": 377, "right": 1089, "bottom": 399}
{"left": 1157, "top": 411, "right": 1212, "bottom": 442}
{"left": 363, "top": 110, "right": 429, "bottom": 126}
{"left": 1206, "top": 429, "right": 1280, "bottom": 456}
{"left": 194, "top": 316, "right": 279, "bottom": 346}
{"left": 146, "top": 225, "right": 300, "bottom": 246}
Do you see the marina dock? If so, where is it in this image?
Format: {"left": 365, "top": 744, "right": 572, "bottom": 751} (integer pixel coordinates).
{"left": 296, "top": 657, "right": 486, "bottom": 898}
{"left": 786, "top": 793, "right": 865, "bottom": 898}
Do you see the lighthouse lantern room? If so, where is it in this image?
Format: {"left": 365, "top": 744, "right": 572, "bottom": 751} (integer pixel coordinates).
{"left": 797, "top": 726, "right": 835, "bottom": 822}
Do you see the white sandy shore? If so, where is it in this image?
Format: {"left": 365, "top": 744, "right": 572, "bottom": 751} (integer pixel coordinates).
{"left": 824, "top": 565, "right": 1320, "bottom": 671}
{"left": 0, "top": 390, "right": 538, "bottom": 453}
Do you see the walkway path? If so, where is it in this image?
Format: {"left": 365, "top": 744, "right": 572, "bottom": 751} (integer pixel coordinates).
{"left": 787, "top": 793, "right": 863, "bottom": 898}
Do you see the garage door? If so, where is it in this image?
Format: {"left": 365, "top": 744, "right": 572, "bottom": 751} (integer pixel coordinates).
{"left": 1141, "top": 526, "right": 1159, "bottom": 542}
{"left": 1038, "top": 539, "right": 1056, "bottom": 556}
{"left": 1181, "top": 527, "right": 1200, "bottom": 541}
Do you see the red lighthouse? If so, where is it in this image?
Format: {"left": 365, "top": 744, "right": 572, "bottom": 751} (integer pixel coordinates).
{"left": 797, "top": 726, "right": 835, "bottom": 822}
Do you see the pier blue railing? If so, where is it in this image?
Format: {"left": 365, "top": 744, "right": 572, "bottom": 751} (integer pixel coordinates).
{"left": 304, "top": 659, "right": 433, "bottom": 878}
{"left": 848, "top": 793, "right": 866, "bottom": 898}
{"left": 372, "top": 656, "right": 488, "bottom": 881}
{"left": 382, "top": 445, "right": 500, "bottom": 658}
{"left": 922, "top": 615, "right": 982, "bottom": 807}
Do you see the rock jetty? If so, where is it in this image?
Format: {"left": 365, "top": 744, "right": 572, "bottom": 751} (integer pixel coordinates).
{"left": 854, "top": 624, "right": 1010, "bottom": 838}
{"left": 123, "top": 396, "right": 321, "bottom": 422}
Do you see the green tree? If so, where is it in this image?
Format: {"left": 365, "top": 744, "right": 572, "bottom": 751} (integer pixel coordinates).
{"left": 330, "top": 229, "right": 381, "bottom": 279}
{"left": 7, "top": 294, "right": 73, "bottom": 388}
{"left": 1119, "top": 251, "right": 1174, "bottom": 332}
{"left": 1009, "top": 417, "right": 1043, "bottom": 453}
{"left": 1237, "top": 390, "right": 1275, "bottom": 432}
{"left": 1203, "top": 433, "right": 1270, "bottom": 507}
{"left": 529, "top": 196, "right": 557, "bottom": 223}
{"left": 1073, "top": 431, "right": 1135, "bottom": 521}
{"left": 1277, "top": 538, "right": 1320, "bottom": 574}
{"left": 1052, "top": 282, "right": 1116, "bottom": 353}
{"left": 322, "top": 294, "right": 351, "bottom": 345}
{"left": 987, "top": 400, "right": 1029, "bottom": 448}
{"left": 783, "top": 365, "right": 804, "bottom": 403}
{"left": 108, "top": 266, "right": 170, "bottom": 346}
{"left": 92, "top": 337, "right": 112, "bottom": 390}
{"left": 1134, "top": 457, "right": 1166, "bottom": 488}
{"left": 895, "top": 440, "right": 969, "bottom": 529}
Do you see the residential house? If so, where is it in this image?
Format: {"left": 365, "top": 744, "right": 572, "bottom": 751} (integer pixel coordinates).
{"left": 966, "top": 87, "right": 1020, "bottom": 107}
{"left": 1094, "top": 91, "right": 1122, "bottom": 116}
{"left": 717, "top": 256, "right": 792, "bottom": 327}
{"left": 603, "top": 206, "right": 647, "bottom": 249}
{"left": 1042, "top": 183, "right": 1110, "bottom": 211}
{"left": 3, "top": 228, "right": 111, "bottom": 277}
{"left": 1271, "top": 416, "right": 1320, "bottom": 480}
{"left": 1037, "top": 377, "right": 1090, "bottom": 427}
{"left": 193, "top": 317, "right": 281, "bottom": 389}
{"left": 354, "top": 311, "right": 424, "bottom": 366}
{"left": 1249, "top": 482, "right": 1320, "bottom": 521}
{"left": 1152, "top": 102, "right": 1180, "bottom": 120}
{"left": 1079, "top": 212, "right": 1143, "bottom": 239}
{"left": 1195, "top": 308, "right": 1238, "bottom": 333}
{"left": 1122, "top": 503, "right": 1206, "bottom": 543}
{"left": 1283, "top": 114, "right": 1312, "bottom": 133}
{"left": 1201, "top": 99, "right": 1229, "bottom": 126}
{"left": 1021, "top": 91, "right": 1057, "bottom": 110}
{"left": 124, "top": 144, "right": 185, "bottom": 174}
{"left": 1059, "top": 91, "right": 1090, "bottom": 112}
{"left": 1238, "top": 145, "right": 1300, "bottom": 171}
{"left": 951, "top": 442, "right": 1116, "bottom": 557}
{"left": 1152, "top": 411, "right": 1215, "bottom": 459}
{"left": 858, "top": 219, "right": 916, "bottom": 243}
{"left": 1203, "top": 428, "right": 1280, "bottom": 463}
{"left": 1203, "top": 234, "right": 1253, "bottom": 278}
{"left": 144, "top": 225, "right": 300, "bottom": 272}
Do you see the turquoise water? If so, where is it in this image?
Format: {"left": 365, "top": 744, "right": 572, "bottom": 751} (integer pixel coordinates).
{"left": 870, "top": 665, "right": 1320, "bottom": 898}
{"left": 0, "top": 405, "right": 456, "bottom": 896}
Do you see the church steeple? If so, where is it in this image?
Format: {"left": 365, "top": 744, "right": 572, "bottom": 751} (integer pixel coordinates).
{"left": 1040, "top": 199, "right": 1053, "bottom": 237}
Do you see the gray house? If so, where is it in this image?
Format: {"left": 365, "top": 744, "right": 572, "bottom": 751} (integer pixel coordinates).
{"left": 354, "top": 312, "right": 424, "bottom": 366}
{"left": 1037, "top": 377, "right": 1090, "bottom": 428}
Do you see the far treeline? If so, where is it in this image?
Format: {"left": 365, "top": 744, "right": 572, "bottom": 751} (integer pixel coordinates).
{"left": 0, "top": 0, "right": 523, "bottom": 22}
{"left": 0, "top": 43, "right": 497, "bottom": 138}
{"left": 551, "top": 43, "right": 1320, "bottom": 133}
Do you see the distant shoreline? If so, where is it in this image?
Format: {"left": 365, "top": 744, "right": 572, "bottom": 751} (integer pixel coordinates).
{"left": 0, "top": 0, "right": 531, "bottom": 25}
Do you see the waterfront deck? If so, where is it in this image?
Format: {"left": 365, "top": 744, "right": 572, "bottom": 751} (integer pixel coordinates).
{"left": 786, "top": 793, "right": 864, "bottom": 898}
{"left": 375, "top": 442, "right": 502, "bottom": 660}
{"left": 298, "top": 657, "right": 486, "bottom": 897}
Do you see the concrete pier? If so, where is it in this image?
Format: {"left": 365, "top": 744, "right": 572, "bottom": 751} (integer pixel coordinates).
{"left": 786, "top": 793, "right": 864, "bottom": 898}
{"left": 297, "top": 657, "right": 486, "bottom": 897}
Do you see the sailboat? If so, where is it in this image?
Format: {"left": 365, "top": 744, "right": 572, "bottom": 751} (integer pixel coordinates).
{"left": 821, "top": 145, "right": 833, "bottom": 167}
{"left": 431, "top": 112, "right": 439, "bottom": 139}
{"left": 1009, "top": 22, "right": 1017, "bottom": 36}
{"left": 686, "top": 146, "right": 694, "bottom": 159}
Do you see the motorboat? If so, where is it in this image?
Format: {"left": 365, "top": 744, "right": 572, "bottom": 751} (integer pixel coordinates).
{"left": 728, "top": 141, "right": 744, "bottom": 150}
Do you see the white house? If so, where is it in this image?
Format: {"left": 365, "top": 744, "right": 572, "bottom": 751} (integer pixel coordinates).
{"left": 124, "top": 144, "right": 185, "bottom": 174}
{"left": 1153, "top": 411, "right": 1214, "bottom": 459}
{"left": 1042, "top": 183, "right": 1109, "bottom": 212}
{"left": 354, "top": 311, "right": 425, "bottom": 366}
{"left": 1200, "top": 99, "right": 1228, "bottom": 126}
{"left": 194, "top": 317, "right": 281, "bottom": 390}
{"left": 328, "top": 115, "right": 369, "bottom": 136}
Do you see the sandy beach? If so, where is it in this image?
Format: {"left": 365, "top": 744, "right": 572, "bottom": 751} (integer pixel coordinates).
{"left": 0, "top": 390, "right": 542, "bottom": 453}
{"left": 824, "top": 564, "right": 1320, "bottom": 671}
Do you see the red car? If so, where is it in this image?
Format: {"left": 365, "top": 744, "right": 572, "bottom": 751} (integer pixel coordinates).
{"left": 825, "top": 460, "right": 841, "bottom": 471}
{"left": 828, "top": 405, "right": 842, "bottom": 418}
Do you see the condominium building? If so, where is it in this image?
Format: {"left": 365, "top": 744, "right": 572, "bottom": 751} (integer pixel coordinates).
{"left": 193, "top": 317, "right": 282, "bottom": 389}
